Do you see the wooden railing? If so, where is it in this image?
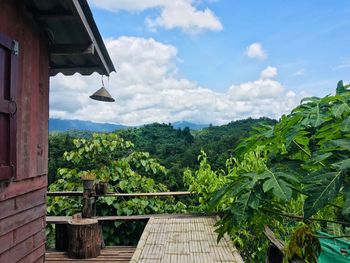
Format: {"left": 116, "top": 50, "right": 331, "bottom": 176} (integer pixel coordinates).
{"left": 46, "top": 191, "right": 194, "bottom": 224}
{"left": 46, "top": 191, "right": 196, "bottom": 251}
{"left": 47, "top": 191, "right": 191, "bottom": 197}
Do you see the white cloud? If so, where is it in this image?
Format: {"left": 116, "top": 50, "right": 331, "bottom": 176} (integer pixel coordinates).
{"left": 245, "top": 42, "right": 267, "bottom": 60}
{"left": 229, "top": 79, "right": 283, "bottom": 101}
{"left": 260, "top": 66, "right": 277, "bottom": 79}
{"left": 50, "top": 37, "right": 305, "bottom": 126}
{"left": 88, "top": 0, "right": 223, "bottom": 33}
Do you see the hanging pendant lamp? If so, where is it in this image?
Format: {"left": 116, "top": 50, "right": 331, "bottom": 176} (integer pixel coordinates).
{"left": 90, "top": 76, "right": 115, "bottom": 102}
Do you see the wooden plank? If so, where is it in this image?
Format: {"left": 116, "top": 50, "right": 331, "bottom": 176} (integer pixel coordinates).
{"left": 26, "top": 19, "right": 40, "bottom": 181}
{"left": 47, "top": 191, "right": 83, "bottom": 197}
{"left": 37, "top": 38, "right": 49, "bottom": 176}
{"left": 0, "top": 188, "right": 46, "bottom": 220}
{"left": 47, "top": 191, "right": 191, "bottom": 197}
{"left": 0, "top": 230, "right": 45, "bottom": 263}
{"left": 103, "top": 191, "right": 191, "bottom": 197}
{"left": 13, "top": 217, "right": 45, "bottom": 245}
{"left": 49, "top": 43, "right": 94, "bottom": 55}
{"left": 35, "top": 14, "right": 77, "bottom": 21}
{"left": 0, "top": 231, "right": 13, "bottom": 254}
{"left": 0, "top": 174, "right": 47, "bottom": 201}
{"left": 46, "top": 247, "right": 136, "bottom": 256}
{"left": 45, "top": 247, "right": 136, "bottom": 263}
{"left": 0, "top": 203, "right": 46, "bottom": 236}
{"left": 46, "top": 213, "right": 206, "bottom": 224}
{"left": 0, "top": 197, "right": 15, "bottom": 220}
{"left": 15, "top": 188, "right": 46, "bottom": 213}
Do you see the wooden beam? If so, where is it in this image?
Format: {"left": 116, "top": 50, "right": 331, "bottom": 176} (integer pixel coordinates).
{"left": 49, "top": 43, "right": 94, "bottom": 55}
{"left": 103, "top": 191, "right": 191, "bottom": 197}
{"left": 47, "top": 191, "right": 191, "bottom": 197}
{"left": 71, "top": 0, "right": 111, "bottom": 75}
{"left": 47, "top": 191, "right": 83, "bottom": 196}
{"left": 264, "top": 225, "right": 285, "bottom": 252}
{"left": 46, "top": 213, "right": 210, "bottom": 224}
{"left": 35, "top": 14, "right": 77, "bottom": 21}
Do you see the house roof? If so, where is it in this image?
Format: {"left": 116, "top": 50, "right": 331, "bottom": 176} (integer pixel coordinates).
{"left": 25, "top": 0, "right": 115, "bottom": 76}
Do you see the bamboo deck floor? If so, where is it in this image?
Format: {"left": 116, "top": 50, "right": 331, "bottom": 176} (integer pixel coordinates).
{"left": 130, "top": 216, "right": 244, "bottom": 263}
{"left": 45, "top": 246, "right": 136, "bottom": 263}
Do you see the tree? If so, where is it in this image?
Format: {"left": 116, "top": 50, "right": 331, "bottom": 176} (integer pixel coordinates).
{"left": 47, "top": 133, "right": 186, "bottom": 245}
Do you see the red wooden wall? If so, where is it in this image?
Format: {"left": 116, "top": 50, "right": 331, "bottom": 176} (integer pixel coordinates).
{"left": 0, "top": 1, "right": 49, "bottom": 262}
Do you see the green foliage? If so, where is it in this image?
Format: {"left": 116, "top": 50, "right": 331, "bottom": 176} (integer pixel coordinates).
{"left": 184, "top": 147, "right": 302, "bottom": 261}
{"left": 48, "top": 130, "right": 94, "bottom": 184}
{"left": 183, "top": 151, "right": 228, "bottom": 211}
{"left": 116, "top": 118, "right": 275, "bottom": 190}
{"left": 48, "top": 132, "right": 76, "bottom": 184}
{"left": 49, "top": 119, "right": 274, "bottom": 191}
{"left": 117, "top": 123, "right": 195, "bottom": 190}
{"left": 47, "top": 133, "right": 186, "bottom": 245}
{"left": 226, "top": 81, "right": 350, "bottom": 218}
{"left": 186, "top": 81, "right": 350, "bottom": 262}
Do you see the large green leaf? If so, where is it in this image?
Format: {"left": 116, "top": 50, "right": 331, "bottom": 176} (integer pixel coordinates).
{"left": 304, "top": 170, "right": 342, "bottom": 218}
{"left": 331, "top": 102, "right": 350, "bottom": 118}
{"left": 231, "top": 189, "right": 261, "bottom": 223}
{"left": 326, "top": 139, "right": 350, "bottom": 150}
{"left": 341, "top": 116, "right": 350, "bottom": 132}
{"left": 261, "top": 169, "right": 297, "bottom": 201}
{"left": 333, "top": 159, "right": 350, "bottom": 170}
{"left": 306, "top": 152, "right": 332, "bottom": 165}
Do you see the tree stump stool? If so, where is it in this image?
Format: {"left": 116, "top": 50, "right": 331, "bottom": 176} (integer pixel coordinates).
{"left": 67, "top": 218, "right": 101, "bottom": 259}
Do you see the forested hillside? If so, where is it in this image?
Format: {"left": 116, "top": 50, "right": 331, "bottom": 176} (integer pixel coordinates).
{"left": 49, "top": 117, "right": 275, "bottom": 189}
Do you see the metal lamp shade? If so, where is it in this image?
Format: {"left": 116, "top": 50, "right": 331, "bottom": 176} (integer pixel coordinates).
{"left": 90, "top": 87, "right": 115, "bottom": 102}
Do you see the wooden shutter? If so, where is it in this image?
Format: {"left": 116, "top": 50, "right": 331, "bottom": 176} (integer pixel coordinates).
{"left": 0, "top": 32, "right": 18, "bottom": 180}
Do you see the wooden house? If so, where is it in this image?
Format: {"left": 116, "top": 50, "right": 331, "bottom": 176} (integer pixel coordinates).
{"left": 0, "top": 0, "right": 115, "bottom": 262}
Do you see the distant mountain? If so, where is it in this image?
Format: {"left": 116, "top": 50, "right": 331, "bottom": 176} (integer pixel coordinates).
{"left": 49, "top": 118, "right": 128, "bottom": 132}
{"left": 172, "top": 121, "right": 208, "bottom": 130}
{"left": 49, "top": 118, "right": 209, "bottom": 132}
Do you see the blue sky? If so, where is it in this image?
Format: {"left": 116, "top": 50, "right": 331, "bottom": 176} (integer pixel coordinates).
{"left": 50, "top": 0, "right": 350, "bottom": 125}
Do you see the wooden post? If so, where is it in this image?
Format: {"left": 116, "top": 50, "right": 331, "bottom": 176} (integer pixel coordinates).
{"left": 67, "top": 218, "right": 101, "bottom": 259}
{"left": 82, "top": 184, "right": 96, "bottom": 218}
{"left": 82, "top": 196, "right": 95, "bottom": 218}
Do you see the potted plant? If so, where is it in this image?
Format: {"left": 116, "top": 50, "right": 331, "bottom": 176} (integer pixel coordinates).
{"left": 81, "top": 172, "right": 96, "bottom": 190}
{"left": 95, "top": 168, "right": 109, "bottom": 195}
{"left": 95, "top": 180, "right": 108, "bottom": 195}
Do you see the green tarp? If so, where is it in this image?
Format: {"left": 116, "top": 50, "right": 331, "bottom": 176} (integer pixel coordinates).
{"left": 317, "top": 231, "right": 350, "bottom": 262}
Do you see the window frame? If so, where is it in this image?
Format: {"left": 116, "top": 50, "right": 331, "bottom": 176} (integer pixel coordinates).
{"left": 0, "top": 32, "right": 18, "bottom": 180}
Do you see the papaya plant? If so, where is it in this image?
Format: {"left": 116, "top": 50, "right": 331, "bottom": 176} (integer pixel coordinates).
{"left": 186, "top": 81, "right": 350, "bottom": 262}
